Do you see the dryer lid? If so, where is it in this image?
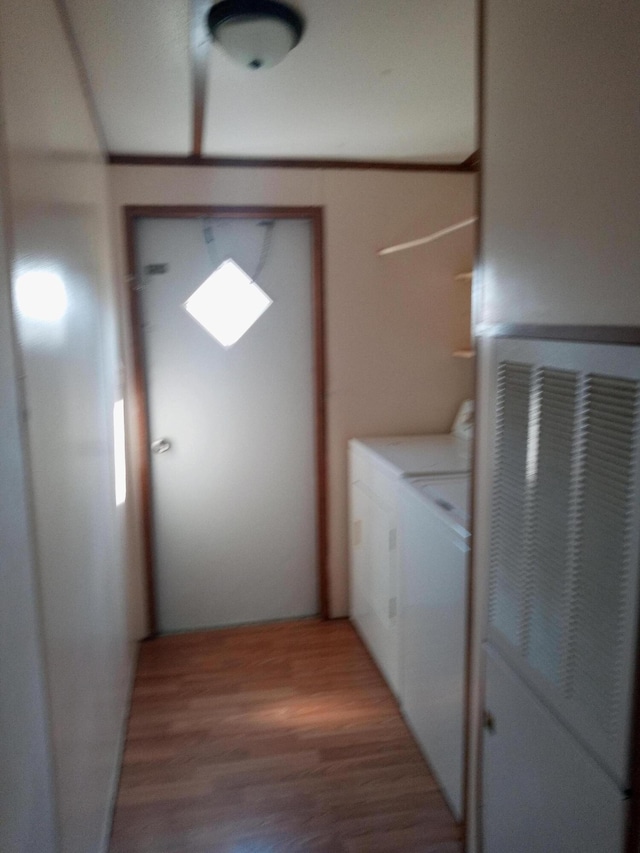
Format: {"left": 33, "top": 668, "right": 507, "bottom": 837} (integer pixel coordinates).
{"left": 407, "top": 475, "right": 470, "bottom": 532}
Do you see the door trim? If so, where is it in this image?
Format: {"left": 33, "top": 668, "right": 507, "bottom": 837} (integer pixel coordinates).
{"left": 123, "top": 205, "right": 329, "bottom": 635}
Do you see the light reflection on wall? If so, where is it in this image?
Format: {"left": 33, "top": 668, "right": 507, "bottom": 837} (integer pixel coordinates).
{"left": 15, "top": 269, "right": 68, "bottom": 322}
{"left": 113, "top": 399, "right": 127, "bottom": 506}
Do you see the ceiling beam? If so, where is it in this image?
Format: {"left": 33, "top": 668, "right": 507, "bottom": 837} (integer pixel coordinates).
{"left": 461, "top": 150, "right": 480, "bottom": 170}
{"left": 53, "top": 0, "right": 108, "bottom": 154}
{"left": 108, "top": 154, "right": 479, "bottom": 172}
{"left": 190, "top": 0, "right": 211, "bottom": 157}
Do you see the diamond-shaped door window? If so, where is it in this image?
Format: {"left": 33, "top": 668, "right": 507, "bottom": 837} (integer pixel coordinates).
{"left": 184, "top": 258, "right": 273, "bottom": 347}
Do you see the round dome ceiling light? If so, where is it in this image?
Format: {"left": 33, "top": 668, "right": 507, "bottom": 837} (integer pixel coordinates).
{"left": 207, "top": 0, "right": 305, "bottom": 70}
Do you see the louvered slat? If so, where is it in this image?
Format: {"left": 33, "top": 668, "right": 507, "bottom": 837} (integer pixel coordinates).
{"left": 488, "top": 362, "right": 533, "bottom": 646}
{"left": 525, "top": 369, "right": 579, "bottom": 686}
{"left": 567, "top": 374, "right": 639, "bottom": 737}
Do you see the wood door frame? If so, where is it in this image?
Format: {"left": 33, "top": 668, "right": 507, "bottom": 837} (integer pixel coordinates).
{"left": 124, "top": 205, "right": 329, "bottom": 635}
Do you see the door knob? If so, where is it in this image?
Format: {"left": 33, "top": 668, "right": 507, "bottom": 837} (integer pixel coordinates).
{"left": 151, "top": 438, "right": 172, "bottom": 454}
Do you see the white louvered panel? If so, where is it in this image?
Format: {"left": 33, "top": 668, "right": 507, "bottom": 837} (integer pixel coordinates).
{"left": 488, "top": 362, "right": 533, "bottom": 648}
{"left": 524, "top": 369, "right": 580, "bottom": 686}
{"left": 485, "top": 338, "right": 640, "bottom": 787}
{"left": 567, "top": 375, "right": 640, "bottom": 739}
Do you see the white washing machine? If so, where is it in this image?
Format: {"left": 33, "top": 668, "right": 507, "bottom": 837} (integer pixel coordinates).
{"left": 348, "top": 402, "right": 473, "bottom": 697}
{"left": 398, "top": 474, "right": 470, "bottom": 820}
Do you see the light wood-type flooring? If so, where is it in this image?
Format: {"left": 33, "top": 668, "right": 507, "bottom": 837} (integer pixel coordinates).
{"left": 109, "top": 619, "right": 462, "bottom": 853}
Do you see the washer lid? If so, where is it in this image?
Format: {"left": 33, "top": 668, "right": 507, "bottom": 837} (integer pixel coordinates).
{"left": 350, "top": 434, "right": 471, "bottom": 478}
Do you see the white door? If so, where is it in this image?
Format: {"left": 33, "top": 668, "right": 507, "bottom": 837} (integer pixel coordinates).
{"left": 135, "top": 216, "right": 318, "bottom": 632}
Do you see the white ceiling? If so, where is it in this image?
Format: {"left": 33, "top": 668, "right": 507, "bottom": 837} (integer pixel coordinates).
{"left": 65, "top": 0, "right": 477, "bottom": 163}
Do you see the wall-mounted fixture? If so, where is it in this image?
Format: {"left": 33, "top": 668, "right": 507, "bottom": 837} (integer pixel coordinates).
{"left": 207, "top": 0, "right": 305, "bottom": 70}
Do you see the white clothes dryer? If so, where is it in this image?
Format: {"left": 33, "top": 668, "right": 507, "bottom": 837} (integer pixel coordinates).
{"left": 398, "top": 474, "right": 470, "bottom": 820}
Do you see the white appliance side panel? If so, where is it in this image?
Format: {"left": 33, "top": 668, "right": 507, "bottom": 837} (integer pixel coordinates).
{"left": 370, "top": 496, "right": 399, "bottom": 694}
{"left": 349, "top": 479, "right": 399, "bottom": 694}
{"left": 399, "top": 483, "right": 468, "bottom": 819}
{"left": 349, "top": 480, "right": 371, "bottom": 628}
{"left": 483, "top": 646, "right": 626, "bottom": 853}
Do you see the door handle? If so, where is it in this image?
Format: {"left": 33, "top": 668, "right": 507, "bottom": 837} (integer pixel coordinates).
{"left": 151, "top": 438, "right": 172, "bottom": 454}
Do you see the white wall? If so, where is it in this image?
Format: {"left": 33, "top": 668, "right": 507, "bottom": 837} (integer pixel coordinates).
{"left": 0, "top": 110, "right": 58, "bottom": 853}
{"left": 109, "top": 165, "right": 476, "bottom": 619}
{"left": 469, "top": 2, "right": 640, "bottom": 850}
{"left": 479, "top": 0, "right": 640, "bottom": 328}
{"left": 0, "top": 0, "right": 137, "bottom": 850}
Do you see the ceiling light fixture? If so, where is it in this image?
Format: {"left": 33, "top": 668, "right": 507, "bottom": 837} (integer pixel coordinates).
{"left": 207, "top": 0, "right": 305, "bottom": 70}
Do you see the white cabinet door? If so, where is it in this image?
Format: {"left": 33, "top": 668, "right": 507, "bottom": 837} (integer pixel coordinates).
{"left": 483, "top": 647, "right": 626, "bottom": 853}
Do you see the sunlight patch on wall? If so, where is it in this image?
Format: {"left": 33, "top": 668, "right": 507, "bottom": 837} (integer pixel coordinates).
{"left": 113, "top": 399, "right": 127, "bottom": 506}
{"left": 184, "top": 259, "right": 272, "bottom": 347}
{"left": 15, "top": 269, "right": 68, "bottom": 322}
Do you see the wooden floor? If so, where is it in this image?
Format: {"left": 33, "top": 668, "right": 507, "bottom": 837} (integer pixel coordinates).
{"left": 109, "top": 619, "right": 462, "bottom": 853}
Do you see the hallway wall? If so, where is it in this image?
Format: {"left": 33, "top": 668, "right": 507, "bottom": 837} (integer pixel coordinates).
{"left": 109, "top": 165, "right": 476, "bottom": 620}
{"left": 0, "top": 111, "right": 58, "bottom": 853}
{"left": 0, "top": 0, "right": 137, "bottom": 850}
{"left": 478, "top": 0, "right": 640, "bottom": 329}
{"left": 468, "top": 1, "right": 640, "bottom": 851}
